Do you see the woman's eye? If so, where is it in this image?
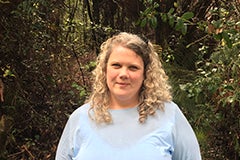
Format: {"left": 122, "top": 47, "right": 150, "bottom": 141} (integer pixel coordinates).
{"left": 129, "top": 66, "right": 139, "bottom": 70}
{"left": 112, "top": 63, "right": 121, "bottom": 68}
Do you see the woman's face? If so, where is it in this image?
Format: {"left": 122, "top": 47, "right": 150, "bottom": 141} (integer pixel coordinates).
{"left": 106, "top": 45, "right": 144, "bottom": 107}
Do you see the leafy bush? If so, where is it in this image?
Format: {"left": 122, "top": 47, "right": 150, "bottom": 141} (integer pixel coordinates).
{"left": 180, "top": 39, "right": 240, "bottom": 159}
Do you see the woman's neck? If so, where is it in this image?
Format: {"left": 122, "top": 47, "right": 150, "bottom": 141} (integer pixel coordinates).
{"left": 109, "top": 96, "right": 139, "bottom": 109}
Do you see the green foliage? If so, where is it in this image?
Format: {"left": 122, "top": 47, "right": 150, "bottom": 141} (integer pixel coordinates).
{"left": 0, "top": 0, "right": 92, "bottom": 159}
{"left": 85, "top": 61, "right": 96, "bottom": 72}
{"left": 70, "top": 82, "right": 87, "bottom": 101}
{"left": 137, "top": 1, "right": 194, "bottom": 34}
{"left": 1, "top": 66, "right": 15, "bottom": 78}
{"left": 180, "top": 38, "right": 240, "bottom": 159}
{"left": 136, "top": 0, "right": 159, "bottom": 28}
{"left": 206, "top": 6, "right": 240, "bottom": 48}
{"left": 161, "top": 8, "right": 194, "bottom": 35}
{"left": 0, "top": 0, "right": 9, "bottom": 4}
{"left": 165, "top": 2, "right": 240, "bottom": 159}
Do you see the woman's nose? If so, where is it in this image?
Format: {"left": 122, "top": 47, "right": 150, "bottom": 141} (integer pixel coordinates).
{"left": 119, "top": 68, "right": 129, "bottom": 79}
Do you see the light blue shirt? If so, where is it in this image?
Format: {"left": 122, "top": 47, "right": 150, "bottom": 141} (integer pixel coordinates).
{"left": 55, "top": 102, "right": 202, "bottom": 160}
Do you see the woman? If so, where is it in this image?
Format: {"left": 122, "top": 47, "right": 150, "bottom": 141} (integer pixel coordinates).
{"left": 55, "top": 32, "right": 202, "bottom": 160}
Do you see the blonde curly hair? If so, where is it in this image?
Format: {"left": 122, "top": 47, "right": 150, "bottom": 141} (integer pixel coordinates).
{"left": 86, "top": 32, "right": 172, "bottom": 124}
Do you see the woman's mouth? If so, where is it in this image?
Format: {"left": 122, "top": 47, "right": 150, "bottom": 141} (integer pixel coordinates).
{"left": 117, "top": 82, "right": 129, "bottom": 86}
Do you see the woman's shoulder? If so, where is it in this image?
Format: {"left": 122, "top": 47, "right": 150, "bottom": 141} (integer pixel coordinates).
{"left": 160, "top": 101, "right": 185, "bottom": 121}
{"left": 68, "top": 103, "right": 91, "bottom": 121}
{"left": 163, "top": 101, "right": 179, "bottom": 113}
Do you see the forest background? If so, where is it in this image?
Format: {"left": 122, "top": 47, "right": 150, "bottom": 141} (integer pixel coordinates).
{"left": 0, "top": 0, "right": 239, "bottom": 159}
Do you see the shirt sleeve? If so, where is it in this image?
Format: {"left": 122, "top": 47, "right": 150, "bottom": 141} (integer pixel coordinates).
{"left": 55, "top": 118, "right": 74, "bottom": 160}
{"left": 172, "top": 104, "right": 202, "bottom": 160}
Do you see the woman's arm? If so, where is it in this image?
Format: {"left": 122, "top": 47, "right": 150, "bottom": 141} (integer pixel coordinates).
{"left": 172, "top": 104, "right": 202, "bottom": 160}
